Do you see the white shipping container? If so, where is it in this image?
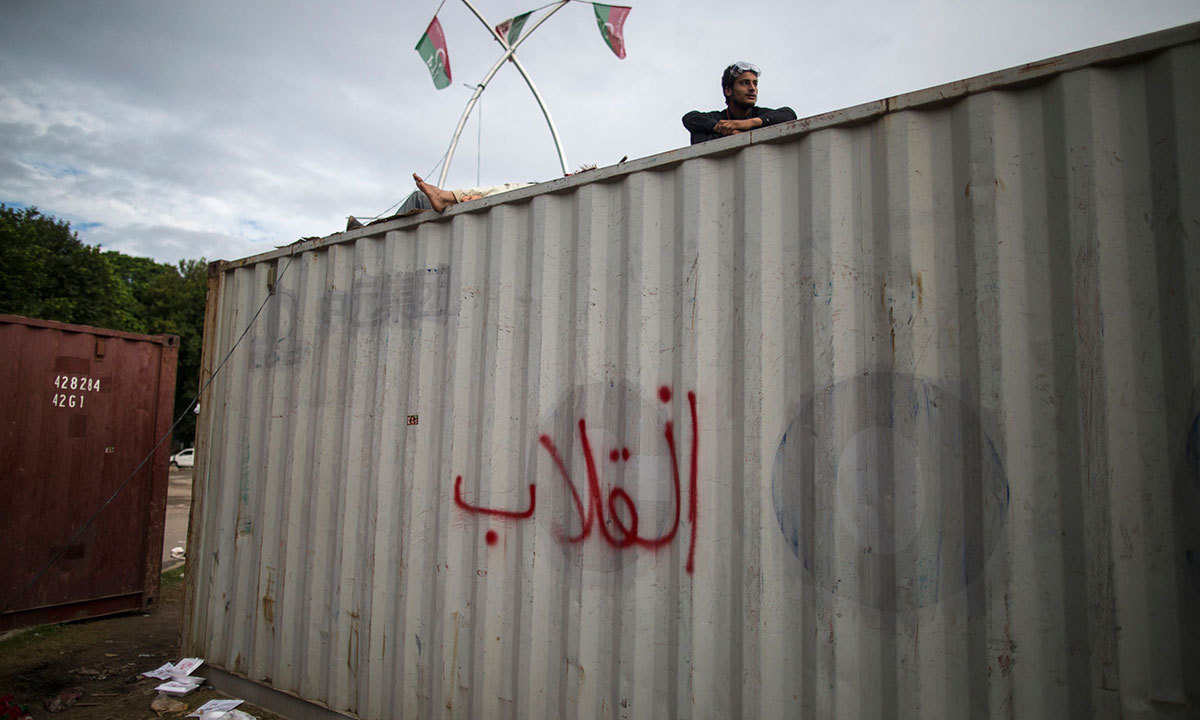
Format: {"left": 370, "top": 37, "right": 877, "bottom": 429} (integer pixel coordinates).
{"left": 184, "top": 22, "right": 1200, "bottom": 720}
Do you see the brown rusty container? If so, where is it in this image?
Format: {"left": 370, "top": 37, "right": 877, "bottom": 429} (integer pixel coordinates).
{"left": 0, "top": 314, "right": 179, "bottom": 632}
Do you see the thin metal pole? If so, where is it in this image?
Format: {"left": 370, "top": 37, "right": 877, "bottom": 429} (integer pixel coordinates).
{"left": 506, "top": 54, "right": 569, "bottom": 172}
{"left": 467, "top": 0, "right": 570, "bottom": 175}
{"left": 437, "top": 0, "right": 570, "bottom": 186}
{"left": 476, "top": 90, "right": 482, "bottom": 185}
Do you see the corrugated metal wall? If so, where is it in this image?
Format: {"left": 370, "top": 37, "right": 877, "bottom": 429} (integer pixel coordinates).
{"left": 184, "top": 24, "right": 1200, "bottom": 720}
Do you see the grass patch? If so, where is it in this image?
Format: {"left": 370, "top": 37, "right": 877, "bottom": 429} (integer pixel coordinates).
{"left": 160, "top": 564, "right": 186, "bottom": 591}
{"left": 0, "top": 622, "right": 67, "bottom": 657}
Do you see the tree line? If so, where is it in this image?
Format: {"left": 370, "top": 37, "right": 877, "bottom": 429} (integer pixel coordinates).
{"left": 0, "top": 204, "right": 207, "bottom": 446}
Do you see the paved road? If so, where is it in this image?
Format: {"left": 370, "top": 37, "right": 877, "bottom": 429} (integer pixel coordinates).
{"left": 162, "top": 468, "right": 193, "bottom": 571}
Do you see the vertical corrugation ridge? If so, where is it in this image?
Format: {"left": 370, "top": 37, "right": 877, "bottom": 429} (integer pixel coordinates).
{"left": 573, "top": 180, "right": 604, "bottom": 720}
{"left": 439, "top": 215, "right": 475, "bottom": 718}
{"left": 617, "top": 169, "right": 650, "bottom": 720}
{"left": 994, "top": 75, "right": 1055, "bottom": 719}
{"left": 248, "top": 256, "right": 283, "bottom": 686}
{"left": 474, "top": 203, "right": 528, "bottom": 720}
{"left": 886, "top": 108, "right": 917, "bottom": 718}
{"left": 191, "top": 265, "right": 220, "bottom": 660}
{"left": 729, "top": 146, "right": 753, "bottom": 720}
{"left": 795, "top": 134, "right": 818, "bottom": 720}
{"left": 334, "top": 235, "right": 386, "bottom": 713}
{"left": 254, "top": 255, "right": 289, "bottom": 686}
{"left": 212, "top": 265, "right": 254, "bottom": 670}
{"left": 384, "top": 225, "right": 417, "bottom": 720}
{"left": 278, "top": 249, "right": 319, "bottom": 696}
{"left": 302, "top": 247, "right": 334, "bottom": 701}
{"left": 462, "top": 213, "right": 492, "bottom": 720}
{"left": 611, "top": 176, "right": 631, "bottom": 720}
{"left": 1152, "top": 43, "right": 1200, "bottom": 709}
{"left": 1092, "top": 60, "right": 1150, "bottom": 714}
{"left": 522, "top": 191, "right": 565, "bottom": 720}
{"left": 874, "top": 107, "right": 901, "bottom": 720}
{"left": 241, "top": 261, "right": 272, "bottom": 682}
{"left": 1042, "top": 68, "right": 1097, "bottom": 719}
{"left": 1081, "top": 66, "right": 1123, "bottom": 718}
{"left": 950, "top": 85, "right": 990, "bottom": 719}
{"left": 508, "top": 199, "right": 539, "bottom": 720}
{"left": 977, "top": 87, "right": 1019, "bottom": 720}
{"left": 676, "top": 155, "right": 707, "bottom": 718}
{"left": 1066, "top": 66, "right": 1121, "bottom": 717}
{"left": 236, "top": 263, "right": 263, "bottom": 675}
{"left": 360, "top": 231, "right": 394, "bottom": 720}
{"left": 314, "top": 244, "right": 350, "bottom": 703}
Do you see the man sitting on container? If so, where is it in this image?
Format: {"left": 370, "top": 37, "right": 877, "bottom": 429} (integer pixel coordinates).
{"left": 682, "top": 62, "right": 796, "bottom": 145}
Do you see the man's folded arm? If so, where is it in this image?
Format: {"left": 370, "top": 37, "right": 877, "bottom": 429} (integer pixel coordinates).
{"left": 757, "top": 106, "right": 797, "bottom": 128}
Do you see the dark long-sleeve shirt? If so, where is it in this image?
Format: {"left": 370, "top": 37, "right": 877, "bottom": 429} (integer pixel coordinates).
{"left": 681, "top": 106, "right": 798, "bottom": 145}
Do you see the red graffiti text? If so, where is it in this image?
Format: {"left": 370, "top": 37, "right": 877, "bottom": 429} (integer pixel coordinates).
{"left": 453, "top": 387, "right": 700, "bottom": 573}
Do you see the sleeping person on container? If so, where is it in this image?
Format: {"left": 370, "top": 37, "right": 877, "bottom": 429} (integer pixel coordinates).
{"left": 410, "top": 165, "right": 597, "bottom": 213}
{"left": 682, "top": 61, "right": 796, "bottom": 145}
{"left": 411, "top": 174, "right": 532, "bottom": 213}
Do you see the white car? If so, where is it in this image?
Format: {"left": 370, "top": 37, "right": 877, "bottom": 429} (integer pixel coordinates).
{"left": 170, "top": 448, "right": 195, "bottom": 468}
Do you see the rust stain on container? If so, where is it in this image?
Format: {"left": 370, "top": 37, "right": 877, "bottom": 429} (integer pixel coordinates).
{"left": 0, "top": 314, "right": 178, "bottom": 631}
{"left": 261, "top": 568, "right": 276, "bottom": 624}
{"left": 1018, "top": 56, "right": 1067, "bottom": 75}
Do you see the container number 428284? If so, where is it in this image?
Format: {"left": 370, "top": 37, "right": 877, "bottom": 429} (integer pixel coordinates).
{"left": 54, "top": 375, "right": 101, "bottom": 392}
{"left": 50, "top": 374, "right": 102, "bottom": 410}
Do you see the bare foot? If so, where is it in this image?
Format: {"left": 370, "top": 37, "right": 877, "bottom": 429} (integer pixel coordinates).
{"left": 413, "top": 173, "right": 456, "bottom": 212}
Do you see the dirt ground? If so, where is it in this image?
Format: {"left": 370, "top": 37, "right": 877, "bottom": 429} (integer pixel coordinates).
{"left": 0, "top": 567, "right": 287, "bottom": 720}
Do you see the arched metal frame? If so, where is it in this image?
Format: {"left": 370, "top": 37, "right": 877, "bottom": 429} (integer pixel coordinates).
{"left": 437, "top": 0, "right": 571, "bottom": 187}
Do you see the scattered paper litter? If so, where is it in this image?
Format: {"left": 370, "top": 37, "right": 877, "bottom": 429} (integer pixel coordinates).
{"left": 142, "top": 662, "right": 175, "bottom": 680}
{"left": 143, "top": 657, "right": 207, "bottom": 696}
{"left": 172, "top": 657, "right": 205, "bottom": 676}
{"left": 189, "top": 699, "right": 243, "bottom": 718}
{"left": 155, "top": 678, "right": 204, "bottom": 696}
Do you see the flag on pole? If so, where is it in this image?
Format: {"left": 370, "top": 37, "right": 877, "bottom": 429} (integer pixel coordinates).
{"left": 415, "top": 16, "right": 453, "bottom": 89}
{"left": 494, "top": 12, "right": 532, "bottom": 48}
{"left": 592, "top": 4, "right": 631, "bottom": 59}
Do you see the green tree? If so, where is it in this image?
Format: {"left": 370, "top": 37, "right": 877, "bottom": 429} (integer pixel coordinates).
{"left": 137, "top": 258, "right": 208, "bottom": 445}
{"left": 2, "top": 204, "right": 208, "bottom": 446}
{"left": 0, "top": 204, "right": 134, "bottom": 329}
{"left": 104, "top": 251, "right": 171, "bottom": 334}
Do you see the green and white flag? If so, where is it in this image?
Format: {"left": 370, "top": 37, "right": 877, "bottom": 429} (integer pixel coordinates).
{"left": 415, "top": 16, "right": 453, "bottom": 89}
{"left": 494, "top": 12, "right": 531, "bottom": 48}
{"left": 592, "top": 4, "right": 631, "bottom": 59}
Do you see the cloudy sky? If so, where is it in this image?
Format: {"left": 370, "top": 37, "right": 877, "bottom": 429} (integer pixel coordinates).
{"left": 2, "top": 1, "right": 1197, "bottom": 265}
